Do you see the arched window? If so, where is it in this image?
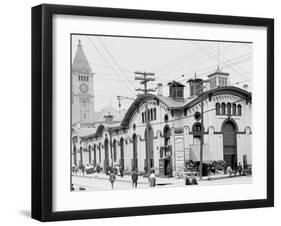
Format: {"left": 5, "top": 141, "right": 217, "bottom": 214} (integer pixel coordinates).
{"left": 221, "top": 103, "right": 226, "bottom": 115}
{"left": 150, "top": 109, "right": 153, "bottom": 121}
{"left": 227, "top": 103, "right": 231, "bottom": 115}
{"left": 154, "top": 108, "right": 157, "bottom": 120}
{"left": 164, "top": 114, "right": 169, "bottom": 123}
{"left": 233, "top": 104, "right": 236, "bottom": 115}
{"left": 147, "top": 110, "right": 150, "bottom": 121}
{"left": 238, "top": 104, "right": 242, "bottom": 115}
{"left": 141, "top": 112, "right": 144, "bottom": 123}
{"left": 192, "top": 122, "right": 202, "bottom": 133}
{"left": 192, "top": 122, "right": 203, "bottom": 145}
{"left": 216, "top": 103, "right": 220, "bottom": 115}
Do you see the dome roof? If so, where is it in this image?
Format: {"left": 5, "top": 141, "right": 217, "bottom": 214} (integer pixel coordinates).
{"left": 72, "top": 40, "right": 92, "bottom": 74}
{"left": 95, "top": 105, "right": 123, "bottom": 123}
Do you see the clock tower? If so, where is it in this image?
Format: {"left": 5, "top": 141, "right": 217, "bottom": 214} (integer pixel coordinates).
{"left": 72, "top": 40, "right": 95, "bottom": 127}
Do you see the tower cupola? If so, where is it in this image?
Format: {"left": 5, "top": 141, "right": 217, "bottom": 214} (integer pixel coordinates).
{"left": 207, "top": 66, "right": 230, "bottom": 89}
{"left": 187, "top": 75, "right": 203, "bottom": 97}
{"left": 167, "top": 81, "right": 185, "bottom": 99}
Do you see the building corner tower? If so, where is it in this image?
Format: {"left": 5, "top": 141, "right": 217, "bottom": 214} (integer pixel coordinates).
{"left": 72, "top": 39, "right": 95, "bottom": 127}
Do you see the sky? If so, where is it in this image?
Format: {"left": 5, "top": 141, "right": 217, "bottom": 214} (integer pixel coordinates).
{"left": 72, "top": 35, "right": 252, "bottom": 112}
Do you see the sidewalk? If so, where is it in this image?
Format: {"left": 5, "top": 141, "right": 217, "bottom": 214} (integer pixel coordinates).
{"left": 72, "top": 172, "right": 241, "bottom": 185}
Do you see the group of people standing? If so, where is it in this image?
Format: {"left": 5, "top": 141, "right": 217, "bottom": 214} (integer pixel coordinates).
{"left": 108, "top": 169, "right": 157, "bottom": 189}
{"left": 185, "top": 174, "right": 198, "bottom": 185}
{"left": 223, "top": 162, "right": 243, "bottom": 177}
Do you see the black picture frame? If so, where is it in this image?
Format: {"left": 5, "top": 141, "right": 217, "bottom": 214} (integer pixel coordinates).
{"left": 32, "top": 4, "right": 274, "bottom": 222}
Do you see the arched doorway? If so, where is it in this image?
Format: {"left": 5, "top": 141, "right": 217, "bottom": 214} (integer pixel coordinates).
{"left": 113, "top": 139, "right": 117, "bottom": 163}
{"left": 93, "top": 144, "right": 97, "bottom": 167}
{"left": 98, "top": 143, "right": 102, "bottom": 163}
{"left": 73, "top": 145, "right": 77, "bottom": 166}
{"left": 222, "top": 120, "right": 237, "bottom": 169}
{"left": 144, "top": 126, "right": 154, "bottom": 172}
{"left": 104, "top": 138, "right": 109, "bottom": 173}
{"left": 88, "top": 145, "right": 92, "bottom": 164}
{"left": 161, "top": 125, "right": 172, "bottom": 177}
{"left": 120, "top": 138, "right": 124, "bottom": 169}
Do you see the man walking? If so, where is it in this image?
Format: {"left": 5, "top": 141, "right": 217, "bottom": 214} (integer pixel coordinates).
{"left": 237, "top": 162, "right": 243, "bottom": 176}
{"left": 131, "top": 170, "right": 138, "bottom": 188}
{"left": 109, "top": 170, "right": 116, "bottom": 189}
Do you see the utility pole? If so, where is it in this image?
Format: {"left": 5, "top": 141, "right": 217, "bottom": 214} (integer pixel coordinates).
{"left": 134, "top": 71, "right": 155, "bottom": 174}
{"left": 197, "top": 80, "right": 208, "bottom": 180}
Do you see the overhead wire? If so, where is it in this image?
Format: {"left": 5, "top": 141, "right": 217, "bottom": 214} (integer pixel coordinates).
{"left": 86, "top": 36, "right": 136, "bottom": 95}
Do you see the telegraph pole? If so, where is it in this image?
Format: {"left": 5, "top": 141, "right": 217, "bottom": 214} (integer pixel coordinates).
{"left": 197, "top": 80, "right": 208, "bottom": 180}
{"left": 134, "top": 71, "right": 155, "bottom": 174}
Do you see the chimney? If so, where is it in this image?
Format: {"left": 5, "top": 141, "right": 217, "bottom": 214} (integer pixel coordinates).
{"left": 157, "top": 83, "right": 163, "bottom": 96}
{"left": 243, "top": 84, "right": 249, "bottom": 92}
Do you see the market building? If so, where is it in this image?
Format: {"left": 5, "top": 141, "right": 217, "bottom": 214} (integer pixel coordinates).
{"left": 71, "top": 41, "right": 252, "bottom": 177}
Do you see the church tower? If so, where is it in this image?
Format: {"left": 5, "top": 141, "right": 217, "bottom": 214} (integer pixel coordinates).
{"left": 72, "top": 40, "right": 95, "bottom": 127}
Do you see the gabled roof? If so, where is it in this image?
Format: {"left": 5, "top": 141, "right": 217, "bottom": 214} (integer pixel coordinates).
{"left": 72, "top": 40, "right": 92, "bottom": 74}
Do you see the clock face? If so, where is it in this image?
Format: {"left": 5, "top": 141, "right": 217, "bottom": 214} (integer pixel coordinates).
{"left": 79, "top": 83, "right": 89, "bottom": 93}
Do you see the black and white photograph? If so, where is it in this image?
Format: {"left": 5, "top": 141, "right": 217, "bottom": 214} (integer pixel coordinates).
{"left": 71, "top": 34, "right": 253, "bottom": 191}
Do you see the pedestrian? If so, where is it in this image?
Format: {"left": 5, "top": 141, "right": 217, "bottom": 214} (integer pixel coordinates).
{"left": 81, "top": 165, "right": 85, "bottom": 175}
{"left": 109, "top": 170, "right": 116, "bottom": 189}
{"left": 207, "top": 163, "right": 211, "bottom": 179}
{"left": 131, "top": 170, "right": 138, "bottom": 188}
{"left": 120, "top": 166, "right": 124, "bottom": 178}
{"left": 227, "top": 166, "right": 233, "bottom": 176}
{"left": 166, "top": 164, "right": 172, "bottom": 179}
{"left": 97, "top": 164, "right": 101, "bottom": 173}
{"left": 237, "top": 162, "right": 242, "bottom": 176}
{"left": 149, "top": 169, "right": 156, "bottom": 187}
{"left": 185, "top": 176, "right": 192, "bottom": 185}
{"left": 191, "top": 174, "right": 198, "bottom": 185}
{"left": 223, "top": 162, "right": 227, "bottom": 175}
